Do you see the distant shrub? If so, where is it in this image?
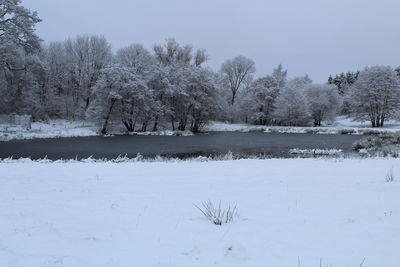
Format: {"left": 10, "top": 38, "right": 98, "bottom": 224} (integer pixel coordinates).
{"left": 352, "top": 134, "right": 398, "bottom": 151}
{"left": 305, "top": 128, "right": 319, "bottom": 134}
{"left": 353, "top": 134, "right": 400, "bottom": 157}
{"left": 340, "top": 129, "right": 356, "bottom": 135}
{"left": 359, "top": 129, "right": 381, "bottom": 135}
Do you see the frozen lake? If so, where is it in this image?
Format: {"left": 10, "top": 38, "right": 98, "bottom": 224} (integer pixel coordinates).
{"left": 0, "top": 132, "right": 364, "bottom": 160}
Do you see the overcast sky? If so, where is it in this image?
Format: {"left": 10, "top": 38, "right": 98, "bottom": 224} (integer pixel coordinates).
{"left": 23, "top": 0, "right": 400, "bottom": 82}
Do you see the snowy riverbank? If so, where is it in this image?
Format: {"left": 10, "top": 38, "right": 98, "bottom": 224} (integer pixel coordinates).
{"left": 0, "top": 120, "right": 194, "bottom": 141}
{"left": 0, "top": 158, "right": 399, "bottom": 266}
{"left": 1, "top": 116, "right": 400, "bottom": 141}
{"left": 204, "top": 116, "right": 400, "bottom": 135}
{"left": 0, "top": 120, "right": 99, "bottom": 141}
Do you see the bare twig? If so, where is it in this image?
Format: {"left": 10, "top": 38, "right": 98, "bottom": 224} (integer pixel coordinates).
{"left": 194, "top": 200, "right": 237, "bottom": 225}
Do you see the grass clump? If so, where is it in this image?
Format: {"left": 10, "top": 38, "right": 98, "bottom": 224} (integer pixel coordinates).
{"left": 194, "top": 200, "right": 237, "bottom": 225}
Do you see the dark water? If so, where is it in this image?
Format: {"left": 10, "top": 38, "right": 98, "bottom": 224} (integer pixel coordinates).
{"left": 0, "top": 132, "right": 364, "bottom": 160}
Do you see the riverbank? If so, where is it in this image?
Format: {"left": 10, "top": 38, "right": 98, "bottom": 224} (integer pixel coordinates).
{"left": 1, "top": 116, "right": 399, "bottom": 141}
{"left": 0, "top": 158, "right": 399, "bottom": 267}
{"left": 204, "top": 116, "right": 400, "bottom": 135}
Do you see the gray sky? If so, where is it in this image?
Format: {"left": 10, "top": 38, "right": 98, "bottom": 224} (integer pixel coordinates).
{"left": 23, "top": 0, "right": 400, "bottom": 82}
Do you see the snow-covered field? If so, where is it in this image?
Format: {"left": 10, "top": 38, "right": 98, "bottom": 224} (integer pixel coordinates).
{"left": 1, "top": 158, "right": 399, "bottom": 267}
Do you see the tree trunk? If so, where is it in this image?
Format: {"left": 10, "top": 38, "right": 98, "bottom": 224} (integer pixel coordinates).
{"left": 231, "top": 91, "right": 236, "bottom": 105}
{"left": 141, "top": 121, "right": 148, "bottom": 132}
{"left": 122, "top": 120, "right": 134, "bottom": 132}
{"left": 85, "top": 96, "right": 90, "bottom": 110}
{"left": 376, "top": 117, "right": 380, "bottom": 128}
{"left": 178, "top": 118, "right": 187, "bottom": 131}
{"left": 171, "top": 116, "right": 175, "bottom": 131}
{"left": 190, "top": 120, "right": 194, "bottom": 131}
{"left": 192, "top": 119, "right": 203, "bottom": 133}
{"left": 101, "top": 99, "right": 116, "bottom": 135}
{"left": 153, "top": 117, "right": 158, "bottom": 132}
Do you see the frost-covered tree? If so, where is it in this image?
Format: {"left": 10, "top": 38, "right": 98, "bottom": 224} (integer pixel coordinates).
{"left": 288, "top": 74, "right": 312, "bottom": 90}
{"left": 186, "top": 67, "right": 219, "bottom": 132}
{"left": 395, "top": 66, "right": 400, "bottom": 77}
{"left": 328, "top": 71, "right": 360, "bottom": 115}
{"left": 305, "top": 84, "right": 339, "bottom": 126}
{"left": 151, "top": 39, "right": 214, "bottom": 131}
{"left": 116, "top": 44, "right": 155, "bottom": 74}
{"left": 272, "top": 76, "right": 311, "bottom": 126}
{"left": 271, "top": 64, "right": 287, "bottom": 88}
{"left": 88, "top": 65, "right": 120, "bottom": 134}
{"left": 0, "top": 0, "right": 43, "bottom": 116}
{"left": 88, "top": 64, "right": 152, "bottom": 134}
{"left": 0, "top": 0, "right": 41, "bottom": 57}
{"left": 348, "top": 66, "right": 400, "bottom": 127}
{"left": 115, "top": 44, "right": 161, "bottom": 131}
{"left": 63, "top": 35, "right": 112, "bottom": 118}
{"left": 328, "top": 71, "right": 359, "bottom": 96}
{"left": 40, "top": 42, "right": 71, "bottom": 117}
{"left": 39, "top": 36, "right": 112, "bottom": 119}
{"left": 153, "top": 38, "right": 194, "bottom": 66}
{"left": 241, "top": 64, "right": 287, "bottom": 125}
{"left": 221, "top": 56, "right": 255, "bottom": 105}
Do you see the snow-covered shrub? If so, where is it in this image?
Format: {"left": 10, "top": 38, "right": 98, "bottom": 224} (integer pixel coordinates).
{"left": 289, "top": 148, "right": 343, "bottom": 156}
{"left": 339, "top": 129, "right": 356, "bottom": 135}
{"left": 194, "top": 200, "right": 237, "bottom": 225}
{"left": 353, "top": 134, "right": 400, "bottom": 151}
{"left": 352, "top": 134, "right": 400, "bottom": 157}
{"left": 305, "top": 84, "right": 340, "bottom": 126}
{"left": 272, "top": 86, "right": 310, "bottom": 126}
{"left": 272, "top": 75, "right": 312, "bottom": 126}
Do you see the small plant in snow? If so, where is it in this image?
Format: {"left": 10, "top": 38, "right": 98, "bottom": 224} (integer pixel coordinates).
{"left": 385, "top": 168, "right": 395, "bottom": 182}
{"left": 297, "top": 257, "right": 366, "bottom": 267}
{"left": 194, "top": 200, "right": 237, "bottom": 225}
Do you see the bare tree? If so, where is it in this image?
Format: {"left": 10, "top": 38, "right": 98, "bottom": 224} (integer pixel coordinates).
{"left": 221, "top": 56, "right": 255, "bottom": 105}
{"left": 63, "top": 35, "right": 112, "bottom": 118}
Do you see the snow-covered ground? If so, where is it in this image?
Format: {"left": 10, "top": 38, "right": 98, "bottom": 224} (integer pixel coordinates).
{"left": 288, "top": 148, "right": 343, "bottom": 156}
{"left": 1, "top": 158, "right": 399, "bottom": 267}
{"left": 0, "top": 120, "right": 99, "bottom": 141}
{"left": 0, "top": 120, "right": 194, "bottom": 141}
{"left": 204, "top": 116, "right": 400, "bottom": 135}
{"left": 1, "top": 116, "right": 400, "bottom": 141}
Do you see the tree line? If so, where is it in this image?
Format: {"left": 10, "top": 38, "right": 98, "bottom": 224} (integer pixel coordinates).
{"left": 1, "top": 0, "right": 400, "bottom": 132}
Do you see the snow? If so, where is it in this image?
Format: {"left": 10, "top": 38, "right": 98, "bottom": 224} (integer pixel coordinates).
{"left": 0, "top": 120, "right": 99, "bottom": 141}
{"left": 204, "top": 116, "right": 400, "bottom": 135}
{"left": 0, "top": 158, "right": 399, "bottom": 267}
{"left": 0, "top": 120, "right": 194, "bottom": 141}
{"left": 129, "top": 130, "right": 194, "bottom": 136}
{"left": 288, "top": 148, "right": 343, "bottom": 155}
